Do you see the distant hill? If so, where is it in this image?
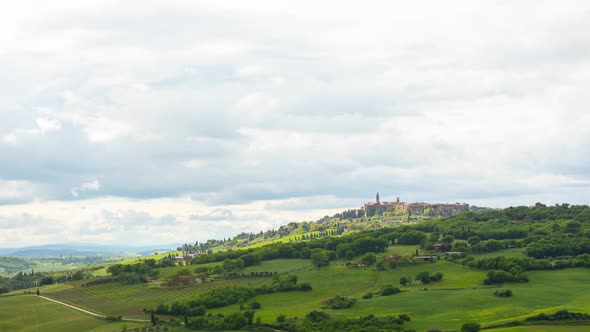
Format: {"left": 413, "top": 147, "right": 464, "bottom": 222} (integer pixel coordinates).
{"left": 0, "top": 243, "right": 180, "bottom": 258}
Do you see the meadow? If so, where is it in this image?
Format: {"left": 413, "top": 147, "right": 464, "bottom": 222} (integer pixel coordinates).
{"left": 491, "top": 326, "right": 590, "bottom": 332}
{"left": 0, "top": 295, "right": 144, "bottom": 332}
{"left": 45, "top": 277, "right": 269, "bottom": 319}
{"left": 205, "top": 258, "right": 590, "bottom": 331}
{"left": 7, "top": 245, "right": 590, "bottom": 331}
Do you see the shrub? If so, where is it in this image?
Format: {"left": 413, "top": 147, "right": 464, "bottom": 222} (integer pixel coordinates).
{"left": 461, "top": 322, "right": 481, "bottom": 332}
{"left": 493, "top": 289, "right": 513, "bottom": 297}
{"left": 399, "top": 277, "right": 410, "bottom": 286}
{"left": 305, "top": 310, "right": 330, "bottom": 322}
{"left": 362, "top": 292, "right": 373, "bottom": 299}
{"left": 323, "top": 295, "right": 356, "bottom": 309}
{"left": 250, "top": 301, "right": 262, "bottom": 309}
{"left": 398, "top": 313, "right": 411, "bottom": 321}
{"left": 380, "top": 285, "right": 401, "bottom": 296}
{"left": 276, "top": 314, "right": 286, "bottom": 323}
{"left": 299, "top": 281, "right": 313, "bottom": 291}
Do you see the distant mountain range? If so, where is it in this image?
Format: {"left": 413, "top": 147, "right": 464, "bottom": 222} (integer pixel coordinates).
{"left": 0, "top": 243, "right": 180, "bottom": 258}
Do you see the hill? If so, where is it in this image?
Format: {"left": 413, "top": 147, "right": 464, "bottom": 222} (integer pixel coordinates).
{"left": 178, "top": 197, "right": 490, "bottom": 254}
{"left": 3, "top": 203, "right": 590, "bottom": 331}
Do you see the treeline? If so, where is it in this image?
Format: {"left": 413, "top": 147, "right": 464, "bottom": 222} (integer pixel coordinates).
{"left": 525, "top": 310, "right": 590, "bottom": 322}
{"left": 190, "top": 230, "right": 390, "bottom": 268}
{"left": 154, "top": 274, "right": 311, "bottom": 316}
{"left": 0, "top": 269, "right": 91, "bottom": 292}
{"left": 268, "top": 311, "right": 410, "bottom": 332}
{"left": 181, "top": 310, "right": 410, "bottom": 331}
{"left": 461, "top": 254, "right": 590, "bottom": 272}
{"left": 411, "top": 204, "right": 590, "bottom": 259}
{"left": 106, "top": 260, "right": 168, "bottom": 284}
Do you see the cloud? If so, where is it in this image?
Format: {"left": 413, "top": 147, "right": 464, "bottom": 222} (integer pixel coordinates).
{"left": 0, "top": 180, "right": 37, "bottom": 204}
{"left": 71, "top": 179, "right": 101, "bottom": 197}
{"left": 190, "top": 209, "right": 234, "bottom": 221}
{"left": 0, "top": 1, "right": 590, "bottom": 246}
{"left": 1, "top": 115, "right": 62, "bottom": 144}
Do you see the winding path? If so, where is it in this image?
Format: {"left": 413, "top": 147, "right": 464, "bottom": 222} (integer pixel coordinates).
{"left": 37, "top": 295, "right": 150, "bottom": 323}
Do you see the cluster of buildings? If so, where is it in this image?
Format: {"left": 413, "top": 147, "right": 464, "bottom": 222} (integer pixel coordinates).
{"left": 172, "top": 252, "right": 207, "bottom": 261}
{"left": 362, "top": 193, "right": 470, "bottom": 217}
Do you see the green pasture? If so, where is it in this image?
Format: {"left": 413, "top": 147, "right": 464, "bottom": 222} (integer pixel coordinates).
{"left": 208, "top": 262, "right": 590, "bottom": 331}
{"left": 474, "top": 248, "right": 527, "bottom": 259}
{"left": 0, "top": 295, "right": 144, "bottom": 332}
{"left": 383, "top": 244, "right": 421, "bottom": 256}
{"left": 491, "top": 325, "right": 590, "bottom": 332}
{"left": 8, "top": 255, "right": 590, "bottom": 331}
{"left": 241, "top": 259, "right": 313, "bottom": 274}
{"left": 46, "top": 277, "right": 268, "bottom": 319}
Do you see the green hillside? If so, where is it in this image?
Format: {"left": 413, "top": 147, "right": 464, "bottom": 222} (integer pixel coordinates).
{"left": 2, "top": 204, "right": 590, "bottom": 331}
{"left": 0, "top": 295, "right": 144, "bottom": 332}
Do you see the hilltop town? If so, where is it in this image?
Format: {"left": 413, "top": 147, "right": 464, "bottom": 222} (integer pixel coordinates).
{"left": 363, "top": 193, "right": 470, "bottom": 217}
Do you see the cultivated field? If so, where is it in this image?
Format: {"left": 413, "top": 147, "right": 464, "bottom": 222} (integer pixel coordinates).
{"left": 4, "top": 247, "right": 590, "bottom": 331}
{"left": 46, "top": 277, "right": 269, "bottom": 318}
{"left": 0, "top": 295, "right": 144, "bottom": 332}
{"left": 205, "top": 258, "right": 590, "bottom": 331}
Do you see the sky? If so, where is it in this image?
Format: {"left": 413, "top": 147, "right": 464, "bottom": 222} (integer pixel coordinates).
{"left": 1, "top": 1, "right": 590, "bottom": 247}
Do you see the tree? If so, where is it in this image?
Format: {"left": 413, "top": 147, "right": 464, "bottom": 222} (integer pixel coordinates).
{"left": 441, "top": 235, "right": 455, "bottom": 244}
{"left": 244, "top": 310, "right": 255, "bottom": 325}
{"left": 36, "top": 288, "right": 40, "bottom": 296}
{"left": 150, "top": 309, "right": 156, "bottom": 325}
{"left": 361, "top": 252, "right": 377, "bottom": 265}
{"left": 416, "top": 272, "right": 431, "bottom": 284}
{"left": 223, "top": 312, "right": 248, "bottom": 330}
{"left": 310, "top": 251, "right": 329, "bottom": 268}
{"left": 467, "top": 236, "right": 481, "bottom": 245}
{"left": 398, "top": 231, "right": 427, "bottom": 245}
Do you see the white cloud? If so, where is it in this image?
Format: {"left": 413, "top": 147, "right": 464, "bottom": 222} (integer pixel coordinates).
{"left": 1, "top": 1, "right": 590, "bottom": 246}
{"left": 181, "top": 159, "right": 207, "bottom": 169}
{"left": 71, "top": 179, "right": 101, "bottom": 197}
{"left": 35, "top": 117, "right": 62, "bottom": 134}
{"left": 0, "top": 180, "right": 37, "bottom": 204}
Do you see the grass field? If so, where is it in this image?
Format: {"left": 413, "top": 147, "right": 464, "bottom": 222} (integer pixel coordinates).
{"left": 0, "top": 295, "right": 144, "bottom": 332}
{"left": 207, "top": 260, "right": 590, "bottom": 331}
{"left": 46, "top": 277, "right": 269, "bottom": 318}
{"left": 491, "top": 325, "right": 590, "bottom": 331}
{"left": 474, "top": 248, "right": 527, "bottom": 259}
{"left": 6, "top": 252, "right": 590, "bottom": 331}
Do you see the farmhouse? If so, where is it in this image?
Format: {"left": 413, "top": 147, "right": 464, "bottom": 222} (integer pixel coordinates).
{"left": 414, "top": 255, "right": 439, "bottom": 262}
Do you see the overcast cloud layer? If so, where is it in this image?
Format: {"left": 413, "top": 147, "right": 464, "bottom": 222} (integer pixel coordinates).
{"left": 1, "top": 1, "right": 590, "bottom": 247}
